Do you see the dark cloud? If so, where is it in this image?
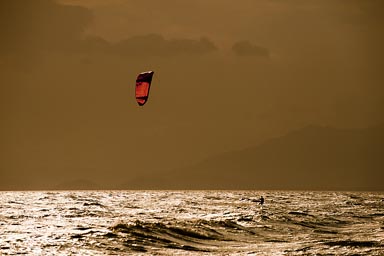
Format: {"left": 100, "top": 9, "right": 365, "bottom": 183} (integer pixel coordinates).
{"left": 113, "top": 34, "right": 217, "bottom": 57}
{"left": 231, "top": 41, "right": 270, "bottom": 57}
{"left": 349, "top": 0, "right": 384, "bottom": 23}
{"left": 77, "top": 35, "right": 111, "bottom": 54}
{"left": 0, "top": 0, "right": 217, "bottom": 58}
{"left": 0, "top": 0, "right": 92, "bottom": 54}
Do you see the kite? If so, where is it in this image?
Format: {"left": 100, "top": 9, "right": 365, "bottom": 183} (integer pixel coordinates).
{"left": 135, "top": 71, "right": 154, "bottom": 106}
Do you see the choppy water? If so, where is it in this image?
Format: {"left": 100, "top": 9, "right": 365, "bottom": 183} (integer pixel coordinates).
{"left": 0, "top": 191, "right": 383, "bottom": 255}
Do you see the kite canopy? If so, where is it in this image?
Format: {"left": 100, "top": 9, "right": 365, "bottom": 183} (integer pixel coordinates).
{"left": 135, "top": 71, "right": 154, "bottom": 106}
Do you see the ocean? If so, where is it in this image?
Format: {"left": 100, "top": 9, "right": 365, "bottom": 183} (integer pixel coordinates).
{"left": 1, "top": 190, "right": 383, "bottom": 255}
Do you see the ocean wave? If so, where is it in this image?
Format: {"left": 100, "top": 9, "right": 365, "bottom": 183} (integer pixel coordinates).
{"left": 109, "top": 220, "right": 228, "bottom": 252}
{"left": 2, "top": 191, "right": 383, "bottom": 255}
{"left": 323, "top": 240, "right": 382, "bottom": 248}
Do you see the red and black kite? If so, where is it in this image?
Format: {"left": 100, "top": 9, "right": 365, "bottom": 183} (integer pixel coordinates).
{"left": 135, "top": 71, "right": 154, "bottom": 106}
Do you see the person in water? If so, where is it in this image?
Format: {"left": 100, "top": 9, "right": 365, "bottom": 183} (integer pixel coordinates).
{"left": 259, "top": 196, "right": 264, "bottom": 205}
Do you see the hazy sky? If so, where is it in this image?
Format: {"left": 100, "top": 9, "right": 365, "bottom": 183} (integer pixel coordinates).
{"left": 0, "top": 0, "right": 383, "bottom": 189}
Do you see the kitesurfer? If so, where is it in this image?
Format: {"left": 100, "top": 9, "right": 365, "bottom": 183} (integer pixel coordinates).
{"left": 259, "top": 196, "right": 264, "bottom": 205}
{"left": 251, "top": 196, "right": 264, "bottom": 205}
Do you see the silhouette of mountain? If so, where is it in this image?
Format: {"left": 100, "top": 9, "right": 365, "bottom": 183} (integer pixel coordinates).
{"left": 54, "top": 179, "right": 101, "bottom": 190}
{"left": 124, "top": 124, "right": 383, "bottom": 190}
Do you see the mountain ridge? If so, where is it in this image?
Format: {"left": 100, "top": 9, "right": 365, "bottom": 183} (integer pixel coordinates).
{"left": 124, "top": 124, "right": 383, "bottom": 190}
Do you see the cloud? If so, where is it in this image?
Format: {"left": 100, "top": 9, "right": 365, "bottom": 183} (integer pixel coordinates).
{"left": 113, "top": 34, "right": 217, "bottom": 57}
{"left": 77, "top": 35, "right": 111, "bottom": 54}
{"left": 0, "top": 0, "right": 217, "bottom": 59}
{"left": 0, "top": 0, "right": 92, "bottom": 54}
{"left": 231, "top": 40, "right": 270, "bottom": 57}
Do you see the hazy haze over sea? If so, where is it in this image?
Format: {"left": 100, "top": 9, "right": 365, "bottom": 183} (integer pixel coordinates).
{"left": 1, "top": 190, "right": 383, "bottom": 255}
